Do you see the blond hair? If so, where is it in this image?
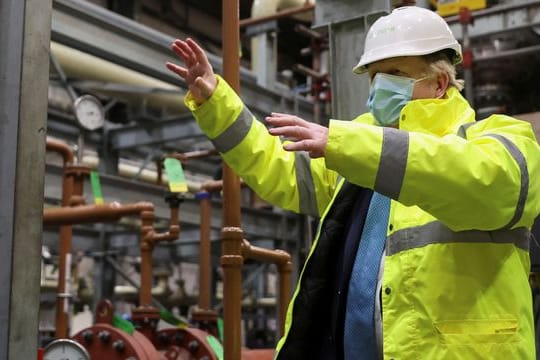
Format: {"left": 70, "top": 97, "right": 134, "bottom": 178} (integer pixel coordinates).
{"left": 423, "top": 51, "right": 464, "bottom": 91}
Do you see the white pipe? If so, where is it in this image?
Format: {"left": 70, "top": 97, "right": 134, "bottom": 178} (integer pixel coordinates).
{"left": 81, "top": 153, "right": 205, "bottom": 193}
{"left": 50, "top": 41, "right": 186, "bottom": 113}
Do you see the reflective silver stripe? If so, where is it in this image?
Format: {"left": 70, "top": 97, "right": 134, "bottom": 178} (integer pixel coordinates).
{"left": 386, "top": 221, "right": 530, "bottom": 256}
{"left": 485, "top": 134, "right": 529, "bottom": 229}
{"left": 374, "top": 128, "right": 409, "bottom": 199}
{"left": 211, "top": 107, "right": 253, "bottom": 153}
{"left": 295, "top": 151, "right": 318, "bottom": 216}
{"left": 457, "top": 122, "right": 475, "bottom": 139}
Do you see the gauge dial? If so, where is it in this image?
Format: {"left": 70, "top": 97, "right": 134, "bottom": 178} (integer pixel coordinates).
{"left": 73, "top": 94, "right": 105, "bottom": 131}
{"left": 43, "top": 338, "right": 90, "bottom": 360}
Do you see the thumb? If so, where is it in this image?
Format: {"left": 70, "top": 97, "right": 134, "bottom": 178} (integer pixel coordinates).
{"left": 195, "top": 76, "right": 215, "bottom": 99}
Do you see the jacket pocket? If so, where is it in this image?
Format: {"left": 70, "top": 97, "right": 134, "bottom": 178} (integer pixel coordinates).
{"left": 434, "top": 319, "right": 519, "bottom": 345}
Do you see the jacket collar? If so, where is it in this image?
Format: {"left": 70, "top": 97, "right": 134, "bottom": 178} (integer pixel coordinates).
{"left": 398, "top": 87, "right": 476, "bottom": 136}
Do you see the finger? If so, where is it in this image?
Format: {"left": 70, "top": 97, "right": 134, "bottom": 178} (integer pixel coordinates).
{"left": 186, "top": 38, "right": 211, "bottom": 68}
{"left": 266, "top": 115, "right": 305, "bottom": 127}
{"left": 173, "top": 39, "right": 197, "bottom": 66}
{"left": 171, "top": 43, "right": 191, "bottom": 64}
{"left": 166, "top": 62, "right": 189, "bottom": 78}
{"left": 270, "top": 112, "right": 292, "bottom": 117}
{"left": 283, "top": 139, "right": 314, "bottom": 152}
{"left": 268, "top": 125, "right": 311, "bottom": 139}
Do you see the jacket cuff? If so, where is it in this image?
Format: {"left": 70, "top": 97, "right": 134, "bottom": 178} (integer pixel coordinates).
{"left": 185, "top": 75, "right": 244, "bottom": 139}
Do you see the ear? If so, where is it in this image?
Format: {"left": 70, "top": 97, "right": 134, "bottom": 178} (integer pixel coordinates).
{"left": 435, "top": 71, "right": 450, "bottom": 98}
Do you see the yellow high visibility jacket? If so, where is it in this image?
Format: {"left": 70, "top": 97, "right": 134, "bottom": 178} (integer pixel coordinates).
{"left": 186, "top": 75, "right": 540, "bottom": 359}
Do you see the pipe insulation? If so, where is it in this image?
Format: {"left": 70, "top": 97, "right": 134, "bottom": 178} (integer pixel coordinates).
{"left": 50, "top": 41, "right": 186, "bottom": 113}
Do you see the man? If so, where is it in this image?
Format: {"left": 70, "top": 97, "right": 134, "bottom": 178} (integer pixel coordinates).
{"left": 167, "top": 6, "right": 540, "bottom": 359}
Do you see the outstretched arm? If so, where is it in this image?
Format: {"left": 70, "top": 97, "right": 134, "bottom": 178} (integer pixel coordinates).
{"left": 166, "top": 38, "right": 217, "bottom": 104}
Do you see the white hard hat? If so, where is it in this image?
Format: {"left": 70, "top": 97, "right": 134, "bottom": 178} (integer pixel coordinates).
{"left": 353, "top": 6, "right": 462, "bottom": 74}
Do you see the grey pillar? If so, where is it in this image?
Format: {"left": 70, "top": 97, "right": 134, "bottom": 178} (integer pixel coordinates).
{"left": 313, "top": 0, "right": 392, "bottom": 119}
{"left": 0, "top": 0, "right": 52, "bottom": 358}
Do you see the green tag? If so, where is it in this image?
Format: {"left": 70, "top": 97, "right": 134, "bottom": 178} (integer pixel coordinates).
{"left": 206, "top": 334, "right": 224, "bottom": 360}
{"left": 217, "top": 317, "right": 224, "bottom": 342}
{"left": 163, "top": 158, "right": 188, "bottom": 193}
{"left": 159, "top": 308, "right": 189, "bottom": 329}
{"left": 90, "top": 171, "right": 104, "bottom": 204}
{"left": 112, "top": 314, "right": 135, "bottom": 335}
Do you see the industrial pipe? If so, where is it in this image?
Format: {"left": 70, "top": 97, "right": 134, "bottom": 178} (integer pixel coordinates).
{"left": 241, "top": 240, "right": 291, "bottom": 336}
{"left": 43, "top": 201, "right": 154, "bottom": 226}
{"left": 46, "top": 138, "right": 88, "bottom": 339}
{"left": 222, "top": 0, "right": 244, "bottom": 358}
{"left": 190, "top": 191, "right": 220, "bottom": 338}
{"left": 46, "top": 137, "right": 74, "bottom": 166}
{"left": 50, "top": 41, "right": 186, "bottom": 113}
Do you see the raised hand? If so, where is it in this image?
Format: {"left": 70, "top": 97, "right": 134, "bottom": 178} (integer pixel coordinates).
{"left": 166, "top": 38, "right": 217, "bottom": 104}
{"left": 266, "top": 113, "right": 328, "bottom": 158}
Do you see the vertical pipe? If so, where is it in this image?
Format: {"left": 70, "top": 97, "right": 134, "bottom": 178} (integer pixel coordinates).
{"left": 222, "top": 0, "right": 242, "bottom": 228}
{"left": 55, "top": 166, "right": 88, "bottom": 337}
{"left": 139, "top": 210, "right": 155, "bottom": 307}
{"left": 221, "top": 228, "right": 244, "bottom": 360}
{"left": 278, "top": 261, "right": 292, "bottom": 336}
{"left": 222, "top": 1, "right": 245, "bottom": 359}
{"left": 54, "top": 170, "right": 74, "bottom": 339}
{"left": 198, "top": 192, "right": 212, "bottom": 310}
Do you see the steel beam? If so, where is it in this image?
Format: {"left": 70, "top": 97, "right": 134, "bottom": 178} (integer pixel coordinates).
{"left": 109, "top": 115, "right": 205, "bottom": 150}
{"left": 0, "top": 0, "right": 51, "bottom": 358}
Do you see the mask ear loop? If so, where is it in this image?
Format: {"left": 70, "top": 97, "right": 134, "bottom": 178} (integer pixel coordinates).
{"left": 414, "top": 74, "right": 447, "bottom": 99}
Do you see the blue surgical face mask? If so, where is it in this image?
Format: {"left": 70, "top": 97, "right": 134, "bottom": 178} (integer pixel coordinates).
{"left": 366, "top": 73, "right": 426, "bottom": 127}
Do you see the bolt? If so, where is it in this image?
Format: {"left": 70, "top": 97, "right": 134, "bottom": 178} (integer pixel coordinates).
{"left": 174, "top": 332, "right": 184, "bottom": 345}
{"left": 82, "top": 330, "right": 93, "bottom": 344}
{"left": 188, "top": 340, "right": 199, "bottom": 353}
{"left": 98, "top": 330, "right": 111, "bottom": 343}
{"left": 158, "top": 332, "right": 170, "bottom": 345}
{"left": 113, "top": 340, "right": 125, "bottom": 352}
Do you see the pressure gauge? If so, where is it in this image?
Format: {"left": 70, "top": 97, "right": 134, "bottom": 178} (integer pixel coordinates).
{"left": 43, "top": 338, "right": 90, "bottom": 360}
{"left": 73, "top": 94, "right": 105, "bottom": 130}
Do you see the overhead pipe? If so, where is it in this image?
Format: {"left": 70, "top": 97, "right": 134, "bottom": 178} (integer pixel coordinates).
{"left": 50, "top": 41, "right": 186, "bottom": 113}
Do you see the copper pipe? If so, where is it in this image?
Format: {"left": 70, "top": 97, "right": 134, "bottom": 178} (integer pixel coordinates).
{"left": 221, "top": 227, "right": 244, "bottom": 360}
{"left": 164, "top": 149, "right": 219, "bottom": 163}
{"left": 241, "top": 240, "right": 291, "bottom": 336}
{"left": 45, "top": 139, "right": 77, "bottom": 339}
{"left": 139, "top": 210, "right": 156, "bottom": 307}
{"left": 197, "top": 192, "right": 212, "bottom": 310}
{"left": 223, "top": 0, "right": 243, "bottom": 357}
{"left": 239, "top": 3, "right": 315, "bottom": 28}
{"left": 201, "top": 179, "right": 246, "bottom": 194}
{"left": 222, "top": 3, "right": 242, "bottom": 229}
{"left": 46, "top": 137, "right": 74, "bottom": 166}
{"left": 139, "top": 201, "right": 180, "bottom": 307}
{"left": 43, "top": 202, "right": 155, "bottom": 226}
